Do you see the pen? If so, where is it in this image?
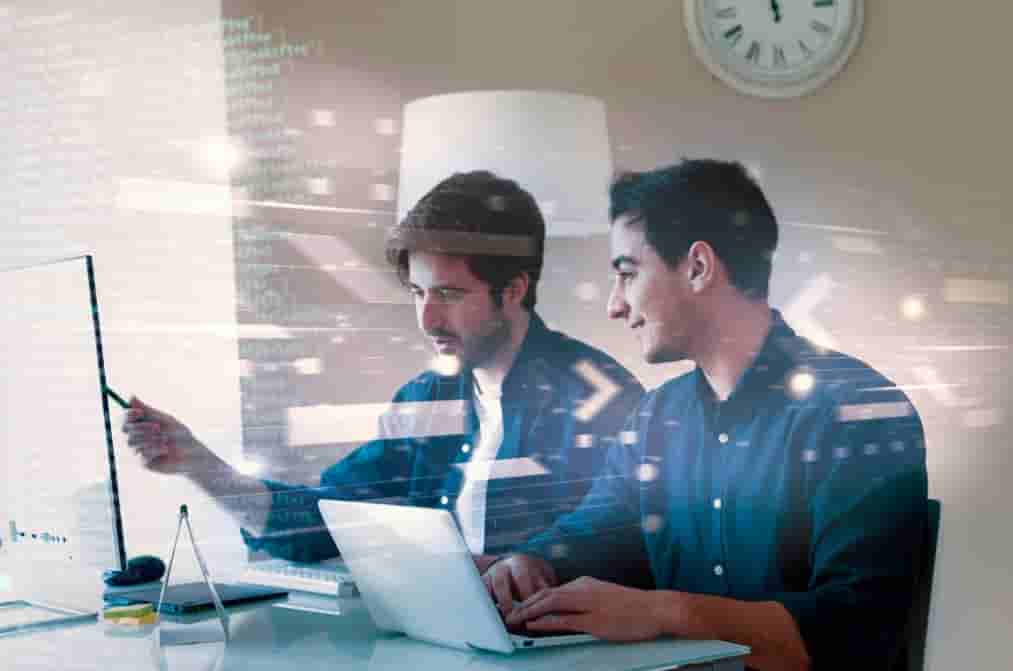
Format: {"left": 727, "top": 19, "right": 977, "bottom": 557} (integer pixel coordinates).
{"left": 105, "top": 387, "right": 130, "bottom": 410}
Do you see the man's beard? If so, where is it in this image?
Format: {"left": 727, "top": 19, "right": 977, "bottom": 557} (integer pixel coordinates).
{"left": 461, "top": 312, "right": 512, "bottom": 368}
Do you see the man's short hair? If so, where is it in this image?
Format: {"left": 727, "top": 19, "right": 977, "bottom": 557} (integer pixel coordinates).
{"left": 610, "top": 159, "right": 779, "bottom": 300}
{"left": 385, "top": 171, "right": 545, "bottom": 310}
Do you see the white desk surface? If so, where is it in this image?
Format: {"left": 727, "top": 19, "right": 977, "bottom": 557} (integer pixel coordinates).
{"left": 3, "top": 593, "right": 748, "bottom": 671}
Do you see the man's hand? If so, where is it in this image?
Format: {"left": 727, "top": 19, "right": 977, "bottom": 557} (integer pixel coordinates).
{"left": 482, "top": 554, "right": 558, "bottom": 613}
{"left": 505, "top": 576, "right": 667, "bottom": 642}
{"left": 121, "top": 397, "right": 210, "bottom": 474}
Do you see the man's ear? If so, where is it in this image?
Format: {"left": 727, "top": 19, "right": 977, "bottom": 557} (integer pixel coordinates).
{"left": 686, "top": 241, "right": 716, "bottom": 293}
{"left": 503, "top": 272, "right": 530, "bottom": 306}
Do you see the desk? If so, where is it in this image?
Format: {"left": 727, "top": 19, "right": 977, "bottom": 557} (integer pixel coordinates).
{"left": 4, "top": 594, "right": 748, "bottom": 671}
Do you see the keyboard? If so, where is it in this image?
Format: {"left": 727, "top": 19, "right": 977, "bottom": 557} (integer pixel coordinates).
{"left": 240, "top": 558, "right": 358, "bottom": 597}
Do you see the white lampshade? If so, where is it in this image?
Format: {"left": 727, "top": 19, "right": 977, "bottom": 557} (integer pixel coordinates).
{"left": 397, "top": 91, "right": 612, "bottom": 238}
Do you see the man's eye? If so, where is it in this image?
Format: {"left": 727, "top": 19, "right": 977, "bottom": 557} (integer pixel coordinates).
{"left": 437, "top": 288, "right": 467, "bottom": 302}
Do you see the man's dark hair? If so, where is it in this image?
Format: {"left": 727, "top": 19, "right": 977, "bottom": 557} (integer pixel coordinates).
{"left": 386, "top": 171, "right": 545, "bottom": 310}
{"left": 610, "top": 159, "right": 779, "bottom": 300}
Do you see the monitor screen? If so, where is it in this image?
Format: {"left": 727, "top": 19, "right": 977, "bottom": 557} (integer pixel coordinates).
{"left": 0, "top": 255, "right": 126, "bottom": 574}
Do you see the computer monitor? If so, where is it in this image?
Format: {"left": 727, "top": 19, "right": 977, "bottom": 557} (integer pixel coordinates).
{"left": 0, "top": 255, "right": 127, "bottom": 576}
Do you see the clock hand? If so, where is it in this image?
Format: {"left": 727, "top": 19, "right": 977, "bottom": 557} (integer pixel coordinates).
{"left": 771, "top": 0, "right": 782, "bottom": 23}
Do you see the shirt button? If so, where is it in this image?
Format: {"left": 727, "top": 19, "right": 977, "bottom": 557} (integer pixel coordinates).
{"left": 718, "top": 433, "right": 729, "bottom": 444}
{"left": 713, "top": 498, "right": 722, "bottom": 510}
{"left": 713, "top": 563, "right": 725, "bottom": 577}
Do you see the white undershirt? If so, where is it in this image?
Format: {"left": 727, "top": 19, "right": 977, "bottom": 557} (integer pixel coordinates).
{"left": 455, "top": 380, "right": 504, "bottom": 554}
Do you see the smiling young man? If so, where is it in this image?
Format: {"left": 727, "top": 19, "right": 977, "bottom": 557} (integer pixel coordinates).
{"left": 483, "top": 160, "right": 929, "bottom": 671}
{"left": 123, "top": 171, "right": 646, "bottom": 571}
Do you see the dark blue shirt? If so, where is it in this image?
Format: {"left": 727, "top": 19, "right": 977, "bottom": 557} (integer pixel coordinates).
{"left": 523, "top": 311, "right": 928, "bottom": 670}
{"left": 242, "top": 312, "right": 646, "bottom": 572}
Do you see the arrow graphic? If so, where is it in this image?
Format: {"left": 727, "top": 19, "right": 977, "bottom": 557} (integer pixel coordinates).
{"left": 783, "top": 273, "right": 838, "bottom": 351}
{"left": 572, "top": 359, "right": 621, "bottom": 423}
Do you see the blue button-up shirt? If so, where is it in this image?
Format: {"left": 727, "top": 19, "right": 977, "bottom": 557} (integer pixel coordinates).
{"left": 523, "top": 311, "right": 928, "bottom": 669}
{"left": 242, "top": 312, "right": 646, "bottom": 573}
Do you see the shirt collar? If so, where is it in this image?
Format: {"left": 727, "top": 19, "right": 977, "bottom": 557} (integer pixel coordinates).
{"left": 694, "top": 308, "right": 800, "bottom": 410}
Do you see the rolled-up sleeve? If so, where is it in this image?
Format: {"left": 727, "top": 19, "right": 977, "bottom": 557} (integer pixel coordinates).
{"left": 241, "top": 436, "right": 416, "bottom": 562}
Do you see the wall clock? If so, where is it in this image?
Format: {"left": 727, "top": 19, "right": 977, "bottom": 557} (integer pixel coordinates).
{"left": 684, "top": 0, "right": 864, "bottom": 98}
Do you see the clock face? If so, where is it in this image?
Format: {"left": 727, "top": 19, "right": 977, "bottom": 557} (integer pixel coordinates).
{"left": 685, "top": 0, "right": 864, "bottom": 98}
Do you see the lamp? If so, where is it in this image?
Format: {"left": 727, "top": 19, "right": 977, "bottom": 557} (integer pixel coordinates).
{"left": 397, "top": 91, "right": 612, "bottom": 238}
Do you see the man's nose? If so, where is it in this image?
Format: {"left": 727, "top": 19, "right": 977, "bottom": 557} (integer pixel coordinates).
{"left": 418, "top": 294, "right": 446, "bottom": 332}
{"left": 607, "top": 284, "right": 628, "bottom": 321}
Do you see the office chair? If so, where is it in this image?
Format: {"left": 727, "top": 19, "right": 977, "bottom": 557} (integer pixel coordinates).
{"left": 891, "top": 498, "right": 942, "bottom": 671}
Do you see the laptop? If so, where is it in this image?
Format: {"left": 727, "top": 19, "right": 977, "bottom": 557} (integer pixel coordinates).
{"left": 104, "top": 582, "right": 288, "bottom": 614}
{"left": 317, "top": 500, "right": 596, "bottom": 653}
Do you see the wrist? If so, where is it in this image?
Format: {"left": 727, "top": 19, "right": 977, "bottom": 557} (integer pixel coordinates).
{"left": 650, "top": 590, "right": 698, "bottom": 638}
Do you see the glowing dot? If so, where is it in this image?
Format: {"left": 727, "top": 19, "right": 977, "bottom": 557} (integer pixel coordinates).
{"left": 370, "top": 183, "right": 395, "bottom": 201}
{"left": 788, "top": 371, "right": 816, "bottom": 399}
{"left": 636, "top": 463, "right": 659, "bottom": 482}
{"left": 642, "top": 514, "right": 664, "bottom": 534}
{"left": 620, "top": 430, "right": 638, "bottom": 445}
{"left": 486, "top": 195, "right": 506, "bottom": 211}
{"left": 292, "top": 357, "right": 322, "bottom": 375}
{"left": 574, "top": 282, "right": 600, "bottom": 303}
{"left": 575, "top": 434, "right": 594, "bottom": 448}
{"left": 307, "top": 177, "right": 332, "bottom": 195}
{"left": 374, "top": 118, "right": 398, "bottom": 135}
{"left": 311, "top": 109, "right": 336, "bottom": 127}
{"left": 440, "top": 496, "right": 449, "bottom": 505}
{"left": 236, "top": 459, "right": 263, "bottom": 477}
{"left": 461, "top": 443, "right": 471, "bottom": 454}
{"left": 833, "top": 447, "right": 851, "bottom": 460}
{"left": 202, "top": 136, "right": 244, "bottom": 176}
{"left": 431, "top": 354, "right": 462, "bottom": 377}
{"left": 901, "top": 295, "right": 926, "bottom": 320}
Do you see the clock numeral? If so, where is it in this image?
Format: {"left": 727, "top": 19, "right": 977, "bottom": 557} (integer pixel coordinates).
{"left": 811, "top": 20, "right": 832, "bottom": 34}
{"left": 813, "top": 0, "right": 835, "bottom": 7}
{"left": 746, "top": 41, "right": 761, "bottom": 63}
{"left": 715, "top": 7, "right": 738, "bottom": 19}
{"left": 724, "top": 24, "right": 744, "bottom": 47}
{"left": 773, "top": 45, "right": 787, "bottom": 69}
{"left": 798, "top": 39, "right": 813, "bottom": 58}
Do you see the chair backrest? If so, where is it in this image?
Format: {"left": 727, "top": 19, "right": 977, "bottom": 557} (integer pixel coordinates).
{"left": 892, "top": 498, "right": 942, "bottom": 671}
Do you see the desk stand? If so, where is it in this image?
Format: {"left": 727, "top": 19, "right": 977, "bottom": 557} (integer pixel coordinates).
{"left": 153, "top": 504, "right": 230, "bottom": 646}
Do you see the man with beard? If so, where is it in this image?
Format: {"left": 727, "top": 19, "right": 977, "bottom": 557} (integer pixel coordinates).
{"left": 123, "top": 171, "right": 645, "bottom": 572}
